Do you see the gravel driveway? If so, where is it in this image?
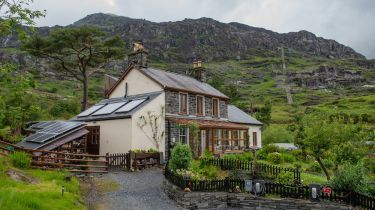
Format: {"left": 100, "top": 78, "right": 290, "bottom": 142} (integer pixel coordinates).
{"left": 96, "top": 168, "right": 180, "bottom": 210}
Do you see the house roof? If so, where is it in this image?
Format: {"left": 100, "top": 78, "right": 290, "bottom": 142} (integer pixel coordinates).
{"left": 17, "top": 121, "right": 87, "bottom": 150}
{"left": 106, "top": 66, "right": 229, "bottom": 99}
{"left": 227, "top": 105, "right": 263, "bottom": 125}
{"left": 71, "top": 91, "right": 162, "bottom": 122}
{"left": 166, "top": 117, "right": 249, "bottom": 129}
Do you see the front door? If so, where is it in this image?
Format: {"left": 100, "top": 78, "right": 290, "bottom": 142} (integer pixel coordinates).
{"left": 201, "top": 130, "right": 206, "bottom": 155}
{"left": 87, "top": 126, "right": 100, "bottom": 155}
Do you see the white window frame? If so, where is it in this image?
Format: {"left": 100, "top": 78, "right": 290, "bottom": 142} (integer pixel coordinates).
{"left": 178, "top": 127, "right": 189, "bottom": 144}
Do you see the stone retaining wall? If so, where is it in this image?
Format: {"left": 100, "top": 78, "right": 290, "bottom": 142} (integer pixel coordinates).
{"left": 163, "top": 179, "right": 357, "bottom": 210}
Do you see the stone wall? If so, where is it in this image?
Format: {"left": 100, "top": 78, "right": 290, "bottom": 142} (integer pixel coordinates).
{"left": 163, "top": 179, "right": 357, "bottom": 210}
{"left": 165, "top": 90, "right": 228, "bottom": 119}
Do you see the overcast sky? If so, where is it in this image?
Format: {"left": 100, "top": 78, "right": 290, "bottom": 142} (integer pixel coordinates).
{"left": 29, "top": 0, "right": 375, "bottom": 59}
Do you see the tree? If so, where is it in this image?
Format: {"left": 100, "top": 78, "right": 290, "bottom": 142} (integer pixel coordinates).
{"left": 0, "top": 0, "right": 44, "bottom": 142}
{"left": 0, "top": 0, "right": 45, "bottom": 37}
{"left": 295, "top": 114, "right": 367, "bottom": 180}
{"left": 22, "top": 26, "right": 125, "bottom": 111}
{"left": 255, "top": 101, "right": 272, "bottom": 126}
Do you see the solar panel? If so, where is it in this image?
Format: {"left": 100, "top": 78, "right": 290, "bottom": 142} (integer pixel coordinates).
{"left": 25, "top": 121, "right": 83, "bottom": 143}
{"left": 92, "top": 102, "right": 127, "bottom": 116}
{"left": 77, "top": 105, "right": 105, "bottom": 117}
{"left": 115, "top": 98, "right": 146, "bottom": 113}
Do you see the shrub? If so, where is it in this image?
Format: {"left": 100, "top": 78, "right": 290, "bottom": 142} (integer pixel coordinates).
{"left": 147, "top": 148, "right": 158, "bottom": 153}
{"left": 267, "top": 152, "right": 282, "bottom": 164}
{"left": 204, "top": 149, "right": 214, "bottom": 159}
{"left": 256, "top": 149, "right": 267, "bottom": 160}
{"left": 329, "top": 163, "right": 367, "bottom": 192}
{"left": 323, "top": 159, "right": 335, "bottom": 169}
{"left": 363, "top": 157, "right": 375, "bottom": 173}
{"left": 262, "top": 144, "right": 280, "bottom": 153}
{"left": 281, "top": 153, "right": 296, "bottom": 163}
{"left": 277, "top": 171, "right": 295, "bottom": 185}
{"left": 239, "top": 152, "right": 253, "bottom": 162}
{"left": 307, "top": 161, "right": 322, "bottom": 173}
{"left": 290, "top": 149, "right": 305, "bottom": 161}
{"left": 293, "top": 162, "right": 302, "bottom": 170}
{"left": 9, "top": 151, "right": 31, "bottom": 169}
{"left": 169, "top": 143, "right": 193, "bottom": 171}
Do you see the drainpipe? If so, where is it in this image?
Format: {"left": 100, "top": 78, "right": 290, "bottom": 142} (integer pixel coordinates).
{"left": 167, "top": 120, "right": 171, "bottom": 161}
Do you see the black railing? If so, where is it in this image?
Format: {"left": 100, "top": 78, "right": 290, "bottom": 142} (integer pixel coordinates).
{"left": 201, "top": 158, "right": 301, "bottom": 183}
{"left": 164, "top": 167, "right": 375, "bottom": 210}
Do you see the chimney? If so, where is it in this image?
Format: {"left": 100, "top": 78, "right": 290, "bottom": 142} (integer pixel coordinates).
{"left": 187, "top": 59, "right": 206, "bottom": 82}
{"left": 127, "top": 40, "right": 148, "bottom": 68}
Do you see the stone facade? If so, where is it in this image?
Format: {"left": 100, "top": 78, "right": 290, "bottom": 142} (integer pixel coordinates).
{"left": 164, "top": 120, "right": 180, "bottom": 160}
{"left": 165, "top": 90, "right": 228, "bottom": 119}
{"left": 163, "top": 179, "right": 357, "bottom": 210}
{"left": 165, "top": 90, "right": 179, "bottom": 114}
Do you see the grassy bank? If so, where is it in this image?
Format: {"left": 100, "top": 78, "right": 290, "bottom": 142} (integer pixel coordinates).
{"left": 0, "top": 156, "right": 86, "bottom": 210}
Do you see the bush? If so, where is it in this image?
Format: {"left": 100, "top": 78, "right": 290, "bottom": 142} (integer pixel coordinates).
{"left": 293, "top": 162, "right": 302, "bottom": 170}
{"left": 9, "top": 151, "right": 31, "bottom": 169}
{"left": 147, "top": 148, "right": 158, "bottom": 153}
{"left": 267, "top": 152, "right": 282, "bottom": 164}
{"left": 277, "top": 171, "right": 295, "bottom": 185}
{"left": 262, "top": 144, "right": 280, "bottom": 153}
{"left": 290, "top": 149, "right": 306, "bottom": 161}
{"left": 307, "top": 161, "right": 322, "bottom": 173}
{"left": 281, "top": 153, "right": 296, "bottom": 163}
{"left": 256, "top": 149, "right": 267, "bottom": 160}
{"left": 329, "top": 163, "right": 367, "bottom": 192}
{"left": 363, "top": 157, "right": 375, "bottom": 173}
{"left": 169, "top": 144, "right": 193, "bottom": 171}
{"left": 204, "top": 149, "right": 214, "bottom": 159}
{"left": 323, "top": 159, "right": 335, "bottom": 169}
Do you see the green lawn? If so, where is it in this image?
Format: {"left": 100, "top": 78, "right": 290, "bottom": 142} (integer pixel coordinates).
{"left": 0, "top": 156, "right": 86, "bottom": 210}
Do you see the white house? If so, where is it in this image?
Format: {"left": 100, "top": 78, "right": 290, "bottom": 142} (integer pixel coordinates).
{"left": 17, "top": 42, "right": 262, "bottom": 159}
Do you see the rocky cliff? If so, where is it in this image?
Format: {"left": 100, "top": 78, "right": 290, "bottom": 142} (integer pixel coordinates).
{"left": 0, "top": 13, "right": 365, "bottom": 62}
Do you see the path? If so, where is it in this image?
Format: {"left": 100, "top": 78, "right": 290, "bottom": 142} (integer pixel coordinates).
{"left": 89, "top": 168, "right": 180, "bottom": 210}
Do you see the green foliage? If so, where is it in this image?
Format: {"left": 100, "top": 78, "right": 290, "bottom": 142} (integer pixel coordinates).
{"left": 22, "top": 26, "right": 126, "bottom": 110}
{"left": 204, "top": 149, "right": 214, "bottom": 159}
{"left": 307, "top": 162, "right": 322, "bottom": 173}
{"left": 169, "top": 143, "right": 193, "bottom": 171}
{"left": 50, "top": 99, "right": 80, "bottom": 118}
{"left": 262, "top": 125, "right": 294, "bottom": 144}
{"left": 0, "top": 0, "right": 45, "bottom": 37}
{"left": 329, "top": 163, "right": 367, "bottom": 192}
{"left": 322, "top": 159, "right": 335, "bottom": 169}
{"left": 267, "top": 152, "right": 282, "bottom": 164}
{"left": 9, "top": 151, "right": 31, "bottom": 169}
{"left": 277, "top": 171, "right": 295, "bottom": 185}
{"left": 222, "top": 152, "right": 253, "bottom": 161}
{"left": 147, "top": 148, "right": 159, "bottom": 153}
{"left": 332, "top": 142, "right": 365, "bottom": 165}
{"left": 255, "top": 101, "right": 272, "bottom": 126}
{"left": 364, "top": 157, "right": 375, "bottom": 173}
{"left": 281, "top": 153, "right": 296, "bottom": 163}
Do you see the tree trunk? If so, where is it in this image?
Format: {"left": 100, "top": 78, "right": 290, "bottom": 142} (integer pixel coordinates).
{"left": 316, "top": 157, "right": 330, "bottom": 180}
{"left": 81, "top": 73, "right": 88, "bottom": 111}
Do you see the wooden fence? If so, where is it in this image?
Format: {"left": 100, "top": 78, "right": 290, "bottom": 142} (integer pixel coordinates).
{"left": 165, "top": 167, "right": 375, "bottom": 210}
{"left": 107, "top": 151, "right": 162, "bottom": 170}
{"left": 202, "top": 158, "right": 301, "bottom": 183}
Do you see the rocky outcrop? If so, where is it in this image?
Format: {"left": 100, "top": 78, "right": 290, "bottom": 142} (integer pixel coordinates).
{"left": 0, "top": 13, "right": 365, "bottom": 63}
{"left": 287, "top": 66, "right": 365, "bottom": 88}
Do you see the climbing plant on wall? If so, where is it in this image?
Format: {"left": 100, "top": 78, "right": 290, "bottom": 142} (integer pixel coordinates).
{"left": 137, "top": 106, "right": 165, "bottom": 151}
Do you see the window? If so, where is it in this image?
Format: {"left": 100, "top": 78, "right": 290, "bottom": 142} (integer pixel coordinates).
{"left": 179, "top": 128, "right": 188, "bottom": 144}
{"left": 179, "top": 93, "right": 188, "bottom": 114}
{"left": 91, "top": 128, "right": 100, "bottom": 145}
{"left": 196, "top": 96, "right": 204, "bottom": 116}
{"left": 212, "top": 98, "right": 219, "bottom": 117}
{"left": 253, "top": 132, "right": 258, "bottom": 146}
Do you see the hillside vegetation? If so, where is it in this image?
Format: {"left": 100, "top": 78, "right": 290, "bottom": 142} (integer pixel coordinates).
{"left": 0, "top": 156, "right": 85, "bottom": 210}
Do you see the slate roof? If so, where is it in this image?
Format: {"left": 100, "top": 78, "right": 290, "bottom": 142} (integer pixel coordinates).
{"left": 141, "top": 68, "right": 228, "bottom": 99}
{"left": 71, "top": 91, "right": 162, "bottom": 122}
{"left": 227, "top": 105, "right": 263, "bottom": 125}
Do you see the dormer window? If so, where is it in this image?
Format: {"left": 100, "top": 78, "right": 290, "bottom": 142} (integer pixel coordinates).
{"left": 179, "top": 93, "right": 188, "bottom": 114}
{"left": 212, "top": 98, "right": 219, "bottom": 117}
{"left": 196, "top": 96, "right": 204, "bottom": 116}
